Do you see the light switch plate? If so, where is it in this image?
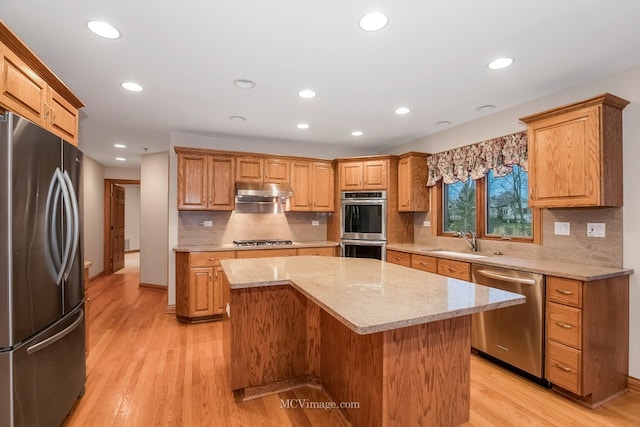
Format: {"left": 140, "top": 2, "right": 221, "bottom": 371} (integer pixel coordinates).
{"left": 554, "top": 222, "right": 570, "bottom": 236}
{"left": 312, "top": 220, "right": 320, "bottom": 226}
{"left": 423, "top": 220, "right": 431, "bottom": 227}
{"left": 203, "top": 220, "right": 213, "bottom": 227}
{"left": 587, "top": 223, "right": 606, "bottom": 237}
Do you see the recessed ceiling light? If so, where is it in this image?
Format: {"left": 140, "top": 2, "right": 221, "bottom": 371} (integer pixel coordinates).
{"left": 476, "top": 105, "right": 496, "bottom": 112}
{"left": 229, "top": 115, "right": 246, "bottom": 121}
{"left": 359, "top": 12, "right": 388, "bottom": 32}
{"left": 234, "top": 79, "right": 256, "bottom": 89}
{"left": 436, "top": 121, "right": 452, "bottom": 126}
{"left": 121, "top": 82, "right": 143, "bottom": 92}
{"left": 488, "top": 57, "right": 514, "bottom": 70}
{"left": 351, "top": 131, "right": 364, "bottom": 137}
{"left": 114, "top": 143, "right": 127, "bottom": 148}
{"left": 298, "top": 89, "right": 316, "bottom": 99}
{"left": 115, "top": 157, "right": 126, "bottom": 161}
{"left": 87, "top": 21, "right": 121, "bottom": 39}
{"left": 297, "top": 123, "right": 310, "bottom": 129}
{"left": 395, "top": 107, "right": 411, "bottom": 115}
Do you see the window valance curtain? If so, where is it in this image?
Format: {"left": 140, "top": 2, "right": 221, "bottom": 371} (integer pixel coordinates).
{"left": 426, "top": 131, "right": 528, "bottom": 186}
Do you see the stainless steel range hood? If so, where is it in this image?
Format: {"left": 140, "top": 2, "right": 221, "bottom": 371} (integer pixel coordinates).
{"left": 234, "top": 182, "right": 293, "bottom": 213}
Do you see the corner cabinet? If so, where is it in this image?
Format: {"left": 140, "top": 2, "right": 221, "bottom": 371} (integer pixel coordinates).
{"left": 175, "top": 251, "right": 236, "bottom": 322}
{"left": 0, "top": 24, "right": 83, "bottom": 144}
{"left": 339, "top": 159, "right": 388, "bottom": 190}
{"left": 520, "top": 93, "right": 629, "bottom": 208}
{"left": 176, "top": 150, "right": 235, "bottom": 211}
{"left": 398, "top": 152, "right": 429, "bottom": 212}
{"left": 545, "top": 275, "right": 629, "bottom": 407}
{"left": 290, "top": 160, "right": 334, "bottom": 212}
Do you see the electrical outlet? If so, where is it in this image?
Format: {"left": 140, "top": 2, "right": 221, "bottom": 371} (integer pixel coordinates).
{"left": 423, "top": 220, "right": 431, "bottom": 227}
{"left": 311, "top": 220, "right": 320, "bottom": 226}
{"left": 554, "top": 222, "right": 570, "bottom": 236}
{"left": 202, "top": 220, "right": 213, "bottom": 227}
{"left": 587, "top": 223, "right": 605, "bottom": 237}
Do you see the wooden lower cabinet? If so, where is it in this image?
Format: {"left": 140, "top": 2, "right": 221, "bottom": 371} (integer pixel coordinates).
{"left": 236, "top": 248, "right": 297, "bottom": 259}
{"left": 436, "top": 258, "right": 471, "bottom": 281}
{"left": 411, "top": 254, "right": 437, "bottom": 273}
{"left": 385, "top": 250, "right": 455, "bottom": 275}
{"left": 175, "top": 251, "right": 236, "bottom": 322}
{"left": 386, "top": 249, "right": 411, "bottom": 267}
{"left": 545, "top": 275, "right": 629, "bottom": 407}
{"left": 297, "top": 246, "right": 335, "bottom": 257}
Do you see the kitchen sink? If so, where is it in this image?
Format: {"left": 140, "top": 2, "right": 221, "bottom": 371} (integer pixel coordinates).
{"left": 429, "top": 250, "right": 488, "bottom": 259}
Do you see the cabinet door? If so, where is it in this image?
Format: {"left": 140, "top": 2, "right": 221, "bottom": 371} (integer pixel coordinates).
{"left": 363, "top": 160, "right": 387, "bottom": 189}
{"left": 297, "top": 247, "right": 335, "bottom": 257}
{"left": 311, "top": 161, "right": 334, "bottom": 211}
{"left": 236, "top": 156, "right": 264, "bottom": 183}
{"left": 208, "top": 156, "right": 235, "bottom": 210}
{"left": 46, "top": 87, "right": 79, "bottom": 144}
{"left": 213, "top": 266, "right": 225, "bottom": 314}
{"left": 398, "top": 157, "right": 412, "bottom": 211}
{"left": 177, "top": 153, "right": 208, "bottom": 210}
{"left": 0, "top": 44, "right": 47, "bottom": 126}
{"left": 386, "top": 250, "right": 411, "bottom": 267}
{"left": 290, "top": 161, "right": 312, "bottom": 211}
{"left": 340, "top": 162, "right": 363, "bottom": 190}
{"left": 398, "top": 155, "right": 429, "bottom": 212}
{"left": 528, "top": 106, "right": 599, "bottom": 207}
{"left": 189, "top": 267, "right": 215, "bottom": 317}
{"left": 264, "top": 158, "right": 290, "bottom": 183}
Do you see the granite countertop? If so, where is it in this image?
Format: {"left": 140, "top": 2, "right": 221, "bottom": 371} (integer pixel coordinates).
{"left": 173, "top": 240, "right": 339, "bottom": 253}
{"left": 386, "top": 243, "right": 633, "bottom": 281}
{"left": 220, "top": 256, "right": 524, "bottom": 335}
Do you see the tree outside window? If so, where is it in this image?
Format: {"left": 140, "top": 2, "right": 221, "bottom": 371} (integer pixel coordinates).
{"left": 443, "top": 180, "right": 476, "bottom": 233}
{"left": 487, "top": 165, "right": 532, "bottom": 237}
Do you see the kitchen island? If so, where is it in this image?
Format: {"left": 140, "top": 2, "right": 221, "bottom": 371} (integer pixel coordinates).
{"left": 220, "top": 256, "right": 524, "bottom": 426}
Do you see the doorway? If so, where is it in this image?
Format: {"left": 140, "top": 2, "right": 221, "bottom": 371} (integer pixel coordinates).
{"left": 103, "top": 179, "right": 140, "bottom": 275}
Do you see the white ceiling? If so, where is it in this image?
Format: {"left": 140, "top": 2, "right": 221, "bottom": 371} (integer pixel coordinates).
{"left": 2, "top": 1, "right": 640, "bottom": 167}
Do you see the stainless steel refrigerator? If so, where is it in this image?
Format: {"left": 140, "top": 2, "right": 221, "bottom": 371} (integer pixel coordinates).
{"left": 0, "top": 112, "right": 85, "bottom": 426}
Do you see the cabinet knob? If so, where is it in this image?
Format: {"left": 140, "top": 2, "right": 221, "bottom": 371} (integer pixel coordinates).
{"left": 555, "top": 289, "right": 573, "bottom": 295}
{"left": 50, "top": 108, "right": 56, "bottom": 124}
{"left": 555, "top": 322, "right": 574, "bottom": 329}
{"left": 43, "top": 103, "right": 50, "bottom": 120}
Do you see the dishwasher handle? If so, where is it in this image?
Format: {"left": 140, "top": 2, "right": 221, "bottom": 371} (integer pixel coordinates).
{"left": 475, "top": 269, "right": 536, "bottom": 286}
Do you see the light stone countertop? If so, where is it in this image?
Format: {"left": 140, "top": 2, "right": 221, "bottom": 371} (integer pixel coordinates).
{"left": 173, "top": 240, "right": 338, "bottom": 253}
{"left": 386, "top": 243, "right": 633, "bottom": 281}
{"left": 220, "top": 256, "right": 524, "bottom": 335}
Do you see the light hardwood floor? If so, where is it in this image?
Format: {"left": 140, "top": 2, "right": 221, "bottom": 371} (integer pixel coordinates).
{"left": 64, "top": 271, "right": 640, "bottom": 426}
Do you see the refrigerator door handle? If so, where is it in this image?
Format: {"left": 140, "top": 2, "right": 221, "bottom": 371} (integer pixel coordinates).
{"left": 58, "top": 169, "right": 74, "bottom": 285}
{"left": 62, "top": 170, "right": 79, "bottom": 281}
{"left": 26, "top": 309, "right": 84, "bottom": 355}
{"left": 45, "top": 168, "right": 68, "bottom": 284}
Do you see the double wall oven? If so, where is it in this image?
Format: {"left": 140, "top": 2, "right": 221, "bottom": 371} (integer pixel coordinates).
{"left": 340, "top": 191, "right": 387, "bottom": 261}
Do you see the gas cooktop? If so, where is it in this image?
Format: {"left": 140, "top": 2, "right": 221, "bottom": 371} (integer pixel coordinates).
{"left": 233, "top": 239, "right": 293, "bottom": 247}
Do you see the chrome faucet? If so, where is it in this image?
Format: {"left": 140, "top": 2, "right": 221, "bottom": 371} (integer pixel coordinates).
{"left": 455, "top": 230, "right": 478, "bottom": 252}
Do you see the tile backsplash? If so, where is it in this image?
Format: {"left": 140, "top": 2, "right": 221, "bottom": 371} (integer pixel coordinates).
{"left": 178, "top": 211, "right": 329, "bottom": 245}
{"left": 413, "top": 207, "right": 623, "bottom": 268}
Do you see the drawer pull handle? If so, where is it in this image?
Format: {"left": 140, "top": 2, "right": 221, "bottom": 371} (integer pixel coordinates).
{"left": 555, "top": 322, "right": 573, "bottom": 329}
{"left": 208, "top": 258, "right": 216, "bottom": 261}
{"left": 448, "top": 267, "right": 455, "bottom": 272}
{"left": 555, "top": 289, "right": 573, "bottom": 295}
{"left": 555, "top": 363, "right": 573, "bottom": 373}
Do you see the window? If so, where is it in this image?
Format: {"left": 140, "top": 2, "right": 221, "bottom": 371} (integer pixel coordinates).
{"left": 443, "top": 180, "right": 476, "bottom": 233}
{"left": 486, "top": 165, "right": 532, "bottom": 238}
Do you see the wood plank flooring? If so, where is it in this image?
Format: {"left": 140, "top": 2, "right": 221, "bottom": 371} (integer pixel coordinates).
{"left": 64, "top": 271, "right": 640, "bottom": 426}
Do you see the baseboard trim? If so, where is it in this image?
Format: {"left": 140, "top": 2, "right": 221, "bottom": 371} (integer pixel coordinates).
{"left": 139, "top": 283, "right": 167, "bottom": 292}
{"left": 166, "top": 304, "right": 176, "bottom": 314}
{"left": 629, "top": 375, "right": 640, "bottom": 394}
{"left": 88, "top": 271, "right": 105, "bottom": 284}
{"left": 125, "top": 249, "right": 140, "bottom": 254}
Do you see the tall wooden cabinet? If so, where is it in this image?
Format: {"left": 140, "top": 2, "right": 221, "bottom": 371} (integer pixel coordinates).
{"left": 339, "top": 159, "right": 388, "bottom": 190}
{"left": 397, "top": 152, "right": 429, "bottom": 212}
{"left": 176, "top": 150, "right": 235, "bottom": 211}
{"left": 290, "top": 160, "right": 334, "bottom": 212}
{"left": 520, "top": 93, "right": 629, "bottom": 208}
{"left": 0, "top": 22, "right": 83, "bottom": 144}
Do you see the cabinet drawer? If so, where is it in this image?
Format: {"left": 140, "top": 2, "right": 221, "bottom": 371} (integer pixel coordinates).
{"left": 547, "top": 302, "right": 582, "bottom": 349}
{"left": 411, "top": 254, "right": 437, "bottom": 273}
{"left": 386, "top": 250, "right": 411, "bottom": 267}
{"left": 437, "top": 259, "right": 471, "bottom": 281}
{"left": 297, "top": 247, "right": 335, "bottom": 257}
{"left": 547, "top": 276, "right": 582, "bottom": 307}
{"left": 190, "top": 251, "right": 236, "bottom": 267}
{"left": 236, "top": 248, "right": 297, "bottom": 259}
{"left": 546, "top": 340, "right": 582, "bottom": 395}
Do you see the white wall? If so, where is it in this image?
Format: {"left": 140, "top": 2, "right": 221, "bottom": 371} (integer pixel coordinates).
{"left": 389, "top": 64, "right": 640, "bottom": 378}
{"left": 140, "top": 152, "right": 169, "bottom": 287}
{"left": 82, "top": 155, "right": 104, "bottom": 278}
{"left": 105, "top": 167, "right": 141, "bottom": 180}
{"left": 124, "top": 185, "right": 141, "bottom": 251}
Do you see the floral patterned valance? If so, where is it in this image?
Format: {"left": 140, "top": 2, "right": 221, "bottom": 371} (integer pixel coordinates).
{"left": 426, "top": 131, "right": 528, "bottom": 186}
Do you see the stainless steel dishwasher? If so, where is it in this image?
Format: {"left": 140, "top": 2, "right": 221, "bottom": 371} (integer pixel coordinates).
{"left": 471, "top": 264, "right": 545, "bottom": 379}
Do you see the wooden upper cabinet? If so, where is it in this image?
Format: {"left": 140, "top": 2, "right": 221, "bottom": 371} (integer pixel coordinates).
{"left": 290, "top": 160, "right": 334, "bottom": 212}
{"left": 339, "top": 159, "right": 388, "bottom": 190}
{"left": 0, "top": 26, "right": 83, "bottom": 145}
{"left": 398, "top": 153, "right": 429, "bottom": 212}
{"left": 264, "top": 158, "right": 290, "bottom": 184}
{"left": 0, "top": 44, "right": 47, "bottom": 126}
{"left": 520, "top": 93, "right": 629, "bottom": 208}
{"left": 177, "top": 150, "right": 235, "bottom": 211}
{"left": 236, "top": 156, "right": 264, "bottom": 183}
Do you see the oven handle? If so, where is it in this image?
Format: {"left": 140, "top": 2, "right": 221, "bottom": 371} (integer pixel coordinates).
{"left": 475, "top": 269, "right": 536, "bottom": 286}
